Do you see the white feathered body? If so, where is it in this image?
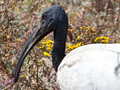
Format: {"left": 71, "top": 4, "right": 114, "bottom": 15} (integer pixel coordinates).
{"left": 57, "top": 44, "right": 120, "bottom": 90}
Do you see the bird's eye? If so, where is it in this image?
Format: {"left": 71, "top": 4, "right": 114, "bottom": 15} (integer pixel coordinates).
{"left": 42, "top": 14, "right": 47, "bottom": 20}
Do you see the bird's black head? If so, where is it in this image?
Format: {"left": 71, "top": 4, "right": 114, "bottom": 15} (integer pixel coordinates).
{"left": 14, "top": 5, "right": 68, "bottom": 83}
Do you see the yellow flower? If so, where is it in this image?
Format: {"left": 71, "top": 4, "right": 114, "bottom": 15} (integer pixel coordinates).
{"left": 14, "top": 7, "right": 18, "bottom": 10}
{"left": 75, "top": 43, "right": 82, "bottom": 48}
{"left": 42, "top": 45, "right": 45, "bottom": 47}
{"left": 9, "top": 47, "right": 13, "bottom": 50}
{"left": 46, "top": 39, "right": 54, "bottom": 44}
{"left": 80, "top": 27, "right": 83, "bottom": 30}
{"left": 9, "top": 43, "right": 12, "bottom": 46}
{"left": 85, "top": 26, "right": 91, "bottom": 30}
{"left": 7, "top": 35, "right": 10, "bottom": 39}
{"left": 16, "top": 38, "right": 22, "bottom": 42}
{"left": 69, "top": 28, "right": 75, "bottom": 32}
{"left": 117, "top": 41, "right": 120, "bottom": 43}
{"left": 37, "top": 59, "right": 44, "bottom": 65}
{"left": 41, "top": 59, "right": 43, "bottom": 62}
{"left": 38, "top": 59, "right": 44, "bottom": 63}
{"left": 44, "top": 51, "right": 50, "bottom": 57}
{"left": 67, "top": 44, "right": 75, "bottom": 51}
{"left": 91, "top": 28, "right": 96, "bottom": 32}
{"left": 47, "top": 47, "right": 52, "bottom": 50}
{"left": 101, "top": 40, "right": 106, "bottom": 43}
{"left": 5, "top": 54, "right": 9, "bottom": 57}
{"left": 77, "top": 36, "right": 80, "bottom": 40}
{"left": 20, "top": 75, "right": 26, "bottom": 78}
{"left": 43, "top": 36, "right": 46, "bottom": 39}
{"left": 41, "top": 42, "right": 47, "bottom": 44}
{"left": 94, "top": 36, "right": 111, "bottom": 43}
{"left": 32, "top": 69, "right": 35, "bottom": 72}
{"left": 74, "top": 12, "right": 78, "bottom": 16}
{"left": 39, "top": 45, "right": 45, "bottom": 49}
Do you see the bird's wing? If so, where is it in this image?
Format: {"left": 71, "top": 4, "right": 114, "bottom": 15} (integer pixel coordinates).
{"left": 59, "top": 44, "right": 120, "bottom": 70}
{"left": 57, "top": 44, "right": 120, "bottom": 90}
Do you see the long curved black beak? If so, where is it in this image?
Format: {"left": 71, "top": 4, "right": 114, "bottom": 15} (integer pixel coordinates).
{"left": 14, "top": 19, "right": 53, "bottom": 82}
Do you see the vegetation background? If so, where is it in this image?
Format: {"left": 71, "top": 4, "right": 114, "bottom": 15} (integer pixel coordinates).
{"left": 0, "top": 0, "right": 120, "bottom": 90}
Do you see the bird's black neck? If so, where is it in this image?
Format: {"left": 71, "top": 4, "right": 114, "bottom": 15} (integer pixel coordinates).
{"left": 51, "top": 8, "right": 68, "bottom": 71}
{"left": 52, "top": 41, "right": 65, "bottom": 71}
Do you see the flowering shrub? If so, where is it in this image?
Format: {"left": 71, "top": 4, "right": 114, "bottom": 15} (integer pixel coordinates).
{"left": 0, "top": 0, "right": 120, "bottom": 90}
{"left": 39, "top": 37, "right": 54, "bottom": 57}
{"left": 66, "top": 42, "right": 82, "bottom": 52}
{"left": 94, "top": 37, "right": 111, "bottom": 44}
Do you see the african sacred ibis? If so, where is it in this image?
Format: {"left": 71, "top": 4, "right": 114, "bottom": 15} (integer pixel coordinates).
{"left": 14, "top": 5, "right": 120, "bottom": 90}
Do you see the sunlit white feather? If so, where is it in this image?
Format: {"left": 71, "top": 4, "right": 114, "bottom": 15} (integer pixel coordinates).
{"left": 57, "top": 44, "right": 120, "bottom": 90}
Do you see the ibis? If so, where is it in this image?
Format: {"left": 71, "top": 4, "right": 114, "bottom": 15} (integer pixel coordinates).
{"left": 14, "top": 5, "right": 120, "bottom": 90}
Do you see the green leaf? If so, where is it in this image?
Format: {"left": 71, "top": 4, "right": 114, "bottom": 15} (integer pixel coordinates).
{"left": 4, "top": 18, "right": 8, "bottom": 25}
{"left": 26, "top": 0, "right": 32, "bottom": 5}
{"left": 11, "top": 26, "right": 15, "bottom": 31}
{"left": 19, "top": 25, "right": 24, "bottom": 30}
{"left": 6, "top": 61, "right": 13, "bottom": 73}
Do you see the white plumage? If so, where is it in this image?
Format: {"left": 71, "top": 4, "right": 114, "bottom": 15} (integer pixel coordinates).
{"left": 57, "top": 44, "right": 120, "bottom": 90}
{"left": 14, "top": 5, "right": 120, "bottom": 90}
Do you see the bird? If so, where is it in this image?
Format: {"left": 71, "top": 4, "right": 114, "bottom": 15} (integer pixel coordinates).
{"left": 14, "top": 5, "right": 120, "bottom": 90}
